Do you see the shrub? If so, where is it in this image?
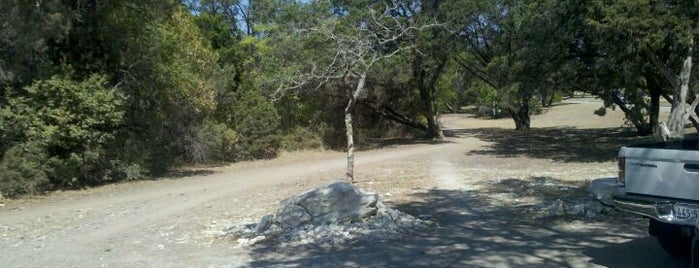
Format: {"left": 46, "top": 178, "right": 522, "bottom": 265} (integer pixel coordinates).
{"left": 232, "top": 88, "right": 281, "bottom": 160}
{"left": 0, "top": 74, "right": 125, "bottom": 188}
{"left": 0, "top": 142, "right": 50, "bottom": 197}
{"left": 108, "top": 160, "right": 146, "bottom": 181}
{"left": 280, "top": 127, "right": 323, "bottom": 151}
{"left": 185, "top": 122, "right": 239, "bottom": 163}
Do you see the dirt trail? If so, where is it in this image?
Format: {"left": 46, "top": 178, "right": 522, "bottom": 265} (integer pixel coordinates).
{"left": 0, "top": 101, "right": 687, "bottom": 267}
{"left": 1, "top": 141, "right": 457, "bottom": 267}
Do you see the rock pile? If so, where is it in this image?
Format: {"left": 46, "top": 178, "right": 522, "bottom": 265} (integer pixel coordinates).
{"left": 224, "top": 182, "right": 428, "bottom": 247}
{"left": 542, "top": 198, "right": 608, "bottom": 218}
{"left": 538, "top": 178, "right": 618, "bottom": 218}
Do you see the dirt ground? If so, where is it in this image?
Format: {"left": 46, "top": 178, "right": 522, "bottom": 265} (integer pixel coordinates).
{"left": 0, "top": 99, "right": 688, "bottom": 267}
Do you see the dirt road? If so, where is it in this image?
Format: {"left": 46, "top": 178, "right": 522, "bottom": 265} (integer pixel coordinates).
{"left": 0, "top": 102, "right": 687, "bottom": 267}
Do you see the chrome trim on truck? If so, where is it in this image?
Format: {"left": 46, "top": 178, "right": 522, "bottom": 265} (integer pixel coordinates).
{"left": 613, "top": 187, "right": 699, "bottom": 228}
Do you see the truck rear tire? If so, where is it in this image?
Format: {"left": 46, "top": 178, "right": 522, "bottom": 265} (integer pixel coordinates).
{"left": 649, "top": 219, "right": 692, "bottom": 257}
{"left": 692, "top": 232, "right": 699, "bottom": 268}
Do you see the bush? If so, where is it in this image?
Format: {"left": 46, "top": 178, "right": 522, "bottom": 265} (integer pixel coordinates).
{"left": 0, "top": 74, "right": 125, "bottom": 188}
{"left": 280, "top": 127, "right": 323, "bottom": 151}
{"left": 108, "top": 160, "right": 146, "bottom": 181}
{"left": 232, "top": 89, "right": 281, "bottom": 160}
{"left": 0, "top": 142, "right": 50, "bottom": 197}
{"left": 185, "top": 122, "right": 239, "bottom": 163}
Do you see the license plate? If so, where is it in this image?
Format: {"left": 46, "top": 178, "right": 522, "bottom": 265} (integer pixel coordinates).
{"left": 674, "top": 204, "right": 699, "bottom": 224}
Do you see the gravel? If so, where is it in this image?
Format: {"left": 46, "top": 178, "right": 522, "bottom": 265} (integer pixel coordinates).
{"left": 223, "top": 200, "right": 430, "bottom": 248}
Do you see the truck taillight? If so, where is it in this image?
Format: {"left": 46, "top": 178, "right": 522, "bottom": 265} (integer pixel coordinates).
{"left": 618, "top": 157, "right": 626, "bottom": 186}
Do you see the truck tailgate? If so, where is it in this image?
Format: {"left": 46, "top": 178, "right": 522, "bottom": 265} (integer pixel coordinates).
{"left": 622, "top": 146, "right": 699, "bottom": 201}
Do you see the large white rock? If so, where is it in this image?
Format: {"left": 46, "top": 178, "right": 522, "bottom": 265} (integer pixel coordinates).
{"left": 273, "top": 182, "right": 379, "bottom": 228}
{"left": 226, "top": 182, "right": 428, "bottom": 247}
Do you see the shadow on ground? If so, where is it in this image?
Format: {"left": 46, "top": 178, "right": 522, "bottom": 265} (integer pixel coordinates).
{"left": 484, "top": 176, "right": 590, "bottom": 206}
{"left": 364, "top": 137, "right": 453, "bottom": 150}
{"left": 446, "top": 127, "right": 651, "bottom": 163}
{"left": 244, "top": 185, "right": 685, "bottom": 267}
{"left": 163, "top": 169, "right": 216, "bottom": 179}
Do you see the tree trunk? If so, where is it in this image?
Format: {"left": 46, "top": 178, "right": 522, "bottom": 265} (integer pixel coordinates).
{"left": 374, "top": 105, "right": 429, "bottom": 133}
{"left": 610, "top": 92, "right": 653, "bottom": 135}
{"left": 510, "top": 103, "right": 530, "bottom": 130}
{"left": 541, "top": 89, "right": 555, "bottom": 107}
{"left": 443, "top": 102, "right": 455, "bottom": 113}
{"left": 424, "top": 107, "right": 444, "bottom": 139}
{"left": 650, "top": 89, "right": 661, "bottom": 130}
{"left": 657, "top": 39, "right": 694, "bottom": 141}
{"left": 413, "top": 49, "right": 445, "bottom": 140}
{"left": 425, "top": 66, "right": 445, "bottom": 139}
{"left": 547, "top": 91, "right": 556, "bottom": 107}
{"left": 344, "top": 72, "right": 367, "bottom": 183}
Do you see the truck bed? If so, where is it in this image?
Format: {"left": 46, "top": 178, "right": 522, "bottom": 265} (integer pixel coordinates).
{"left": 621, "top": 136, "right": 699, "bottom": 201}
{"left": 626, "top": 137, "right": 699, "bottom": 150}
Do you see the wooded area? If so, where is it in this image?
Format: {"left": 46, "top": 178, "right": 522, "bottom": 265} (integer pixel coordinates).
{"left": 0, "top": 0, "right": 697, "bottom": 197}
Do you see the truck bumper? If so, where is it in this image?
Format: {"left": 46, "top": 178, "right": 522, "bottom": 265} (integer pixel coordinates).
{"left": 613, "top": 186, "right": 699, "bottom": 228}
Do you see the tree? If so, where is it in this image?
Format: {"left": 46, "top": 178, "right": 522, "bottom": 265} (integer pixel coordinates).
{"left": 405, "top": 0, "right": 449, "bottom": 139}
{"left": 453, "top": 0, "right": 570, "bottom": 130}
{"left": 4, "top": 1, "right": 228, "bottom": 173}
{"left": 0, "top": 0, "right": 73, "bottom": 103}
{"left": 188, "top": 1, "right": 284, "bottom": 161}
{"left": 270, "top": 1, "right": 435, "bottom": 182}
{"left": 0, "top": 75, "right": 124, "bottom": 194}
{"left": 573, "top": 0, "right": 699, "bottom": 136}
{"left": 114, "top": 5, "right": 220, "bottom": 173}
{"left": 658, "top": 40, "right": 695, "bottom": 141}
{"left": 0, "top": 0, "right": 287, "bottom": 195}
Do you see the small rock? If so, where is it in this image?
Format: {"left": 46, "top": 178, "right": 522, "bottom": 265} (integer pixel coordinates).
{"left": 418, "top": 214, "right": 432, "bottom": 220}
{"left": 588, "top": 201, "right": 604, "bottom": 214}
{"left": 589, "top": 178, "right": 618, "bottom": 206}
{"left": 255, "top": 214, "right": 273, "bottom": 234}
{"left": 570, "top": 202, "right": 586, "bottom": 215}
{"left": 585, "top": 210, "right": 598, "bottom": 218}
{"left": 249, "top": 235, "right": 266, "bottom": 244}
{"left": 237, "top": 238, "right": 250, "bottom": 246}
{"left": 315, "top": 225, "right": 328, "bottom": 233}
{"left": 263, "top": 224, "right": 283, "bottom": 237}
{"left": 548, "top": 199, "right": 565, "bottom": 216}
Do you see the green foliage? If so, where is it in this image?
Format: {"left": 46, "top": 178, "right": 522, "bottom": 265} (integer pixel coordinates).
{"left": 0, "top": 0, "right": 73, "bottom": 88}
{"left": 0, "top": 142, "right": 49, "bottom": 197}
{"left": 280, "top": 127, "right": 324, "bottom": 151}
{"left": 571, "top": 0, "right": 699, "bottom": 135}
{"left": 0, "top": 74, "right": 124, "bottom": 189}
{"left": 453, "top": 0, "right": 573, "bottom": 129}
{"left": 464, "top": 80, "right": 501, "bottom": 107}
{"left": 108, "top": 160, "right": 146, "bottom": 182}
{"left": 0, "top": 0, "right": 291, "bottom": 196}
{"left": 2, "top": 75, "right": 124, "bottom": 152}
{"left": 11, "top": 0, "right": 697, "bottom": 195}
{"left": 114, "top": 6, "right": 221, "bottom": 174}
{"left": 436, "top": 66, "right": 458, "bottom": 111}
{"left": 232, "top": 88, "right": 281, "bottom": 160}
{"left": 185, "top": 122, "right": 239, "bottom": 164}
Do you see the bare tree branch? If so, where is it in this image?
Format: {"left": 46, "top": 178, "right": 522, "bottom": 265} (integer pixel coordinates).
{"left": 267, "top": 0, "right": 444, "bottom": 182}
{"left": 648, "top": 52, "right": 680, "bottom": 90}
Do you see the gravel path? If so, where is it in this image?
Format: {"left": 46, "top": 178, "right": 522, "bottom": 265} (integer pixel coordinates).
{"left": 0, "top": 101, "right": 687, "bottom": 267}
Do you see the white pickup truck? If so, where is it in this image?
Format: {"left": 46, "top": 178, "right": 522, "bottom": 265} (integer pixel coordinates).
{"left": 612, "top": 137, "right": 699, "bottom": 265}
